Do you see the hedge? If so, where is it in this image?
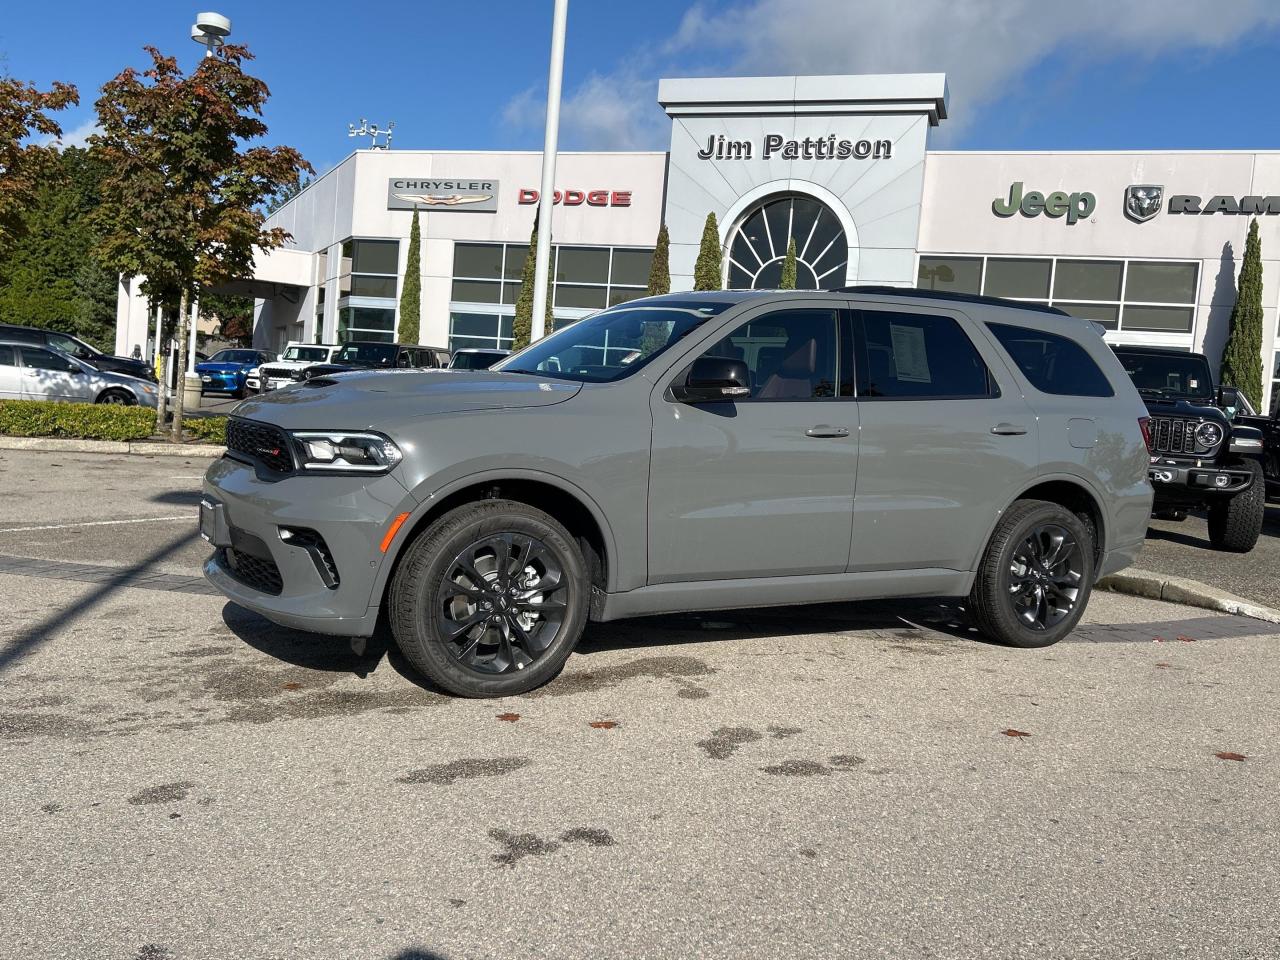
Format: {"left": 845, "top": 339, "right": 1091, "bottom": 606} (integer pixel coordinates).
{"left": 184, "top": 416, "right": 227, "bottom": 444}
{"left": 0, "top": 400, "right": 156, "bottom": 441}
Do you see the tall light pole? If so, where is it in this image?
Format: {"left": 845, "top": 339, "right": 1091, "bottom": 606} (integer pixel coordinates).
{"left": 530, "top": 0, "right": 569, "bottom": 342}
{"left": 191, "top": 12, "right": 231, "bottom": 58}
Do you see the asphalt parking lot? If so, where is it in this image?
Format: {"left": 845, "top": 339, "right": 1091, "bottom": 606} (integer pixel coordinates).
{"left": 1, "top": 449, "right": 1279, "bottom": 960}
{"left": 1143, "top": 504, "right": 1280, "bottom": 610}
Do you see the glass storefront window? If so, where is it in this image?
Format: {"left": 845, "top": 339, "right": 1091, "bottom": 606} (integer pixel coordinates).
{"left": 451, "top": 242, "right": 655, "bottom": 315}
{"left": 1121, "top": 305, "right": 1194, "bottom": 332}
{"left": 504, "top": 245, "right": 529, "bottom": 279}
{"left": 611, "top": 249, "right": 653, "bottom": 287}
{"left": 338, "top": 306, "right": 396, "bottom": 343}
{"left": 727, "top": 194, "right": 848, "bottom": 290}
{"left": 1056, "top": 302, "right": 1120, "bottom": 329}
{"left": 984, "top": 258, "right": 1051, "bottom": 299}
{"left": 555, "top": 284, "right": 609, "bottom": 309}
{"left": 449, "top": 312, "right": 514, "bottom": 352}
{"left": 454, "top": 244, "right": 503, "bottom": 279}
{"left": 1125, "top": 262, "right": 1199, "bottom": 304}
{"left": 556, "top": 247, "right": 609, "bottom": 285}
{"left": 451, "top": 279, "right": 502, "bottom": 304}
{"left": 349, "top": 275, "right": 398, "bottom": 298}
{"left": 350, "top": 239, "right": 399, "bottom": 275}
{"left": 1053, "top": 260, "right": 1123, "bottom": 301}
{"left": 918, "top": 256, "right": 982, "bottom": 294}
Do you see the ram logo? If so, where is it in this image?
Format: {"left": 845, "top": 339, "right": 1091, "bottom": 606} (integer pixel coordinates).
{"left": 1124, "top": 184, "right": 1164, "bottom": 223}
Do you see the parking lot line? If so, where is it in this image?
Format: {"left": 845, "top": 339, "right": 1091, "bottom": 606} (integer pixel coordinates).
{"left": 0, "top": 516, "right": 191, "bottom": 534}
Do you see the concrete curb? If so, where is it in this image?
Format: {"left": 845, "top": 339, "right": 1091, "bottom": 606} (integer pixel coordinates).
{"left": 1098, "top": 568, "right": 1280, "bottom": 624}
{"left": 0, "top": 436, "right": 224, "bottom": 458}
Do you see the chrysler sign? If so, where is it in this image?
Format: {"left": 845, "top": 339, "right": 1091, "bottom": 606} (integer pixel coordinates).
{"left": 387, "top": 178, "right": 499, "bottom": 212}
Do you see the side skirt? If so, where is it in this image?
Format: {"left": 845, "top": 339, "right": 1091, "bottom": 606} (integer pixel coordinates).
{"left": 593, "top": 568, "right": 974, "bottom": 622}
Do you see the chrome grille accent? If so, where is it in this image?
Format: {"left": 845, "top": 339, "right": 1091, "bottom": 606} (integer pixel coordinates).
{"left": 1149, "top": 416, "right": 1198, "bottom": 456}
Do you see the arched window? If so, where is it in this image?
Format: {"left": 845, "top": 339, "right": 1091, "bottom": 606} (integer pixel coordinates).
{"left": 725, "top": 195, "right": 848, "bottom": 290}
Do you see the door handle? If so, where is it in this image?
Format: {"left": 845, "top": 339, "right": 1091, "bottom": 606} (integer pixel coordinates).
{"left": 805, "top": 425, "right": 849, "bottom": 438}
{"left": 991, "top": 423, "right": 1028, "bottom": 436}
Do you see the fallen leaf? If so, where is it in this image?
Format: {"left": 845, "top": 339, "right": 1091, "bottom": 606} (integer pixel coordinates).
{"left": 282, "top": 682, "right": 303, "bottom": 691}
{"left": 1001, "top": 729, "right": 1032, "bottom": 738}
{"left": 1154, "top": 663, "right": 1172, "bottom": 669}
{"left": 589, "top": 720, "right": 618, "bottom": 730}
{"left": 1152, "top": 636, "right": 1166, "bottom": 643}
{"left": 1177, "top": 635, "right": 1197, "bottom": 643}
{"left": 1215, "top": 751, "right": 1246, "bottom": 762}
{"left": 495, "top": 712, "right": 520, "bottom": 723}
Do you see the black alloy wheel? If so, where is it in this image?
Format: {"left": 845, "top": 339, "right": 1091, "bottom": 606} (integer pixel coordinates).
{"left": 1006, "top": 523, "right": 1083, "bottom": 631}
{"left": 435, "top": 532, "right": 569, "bottom": 674}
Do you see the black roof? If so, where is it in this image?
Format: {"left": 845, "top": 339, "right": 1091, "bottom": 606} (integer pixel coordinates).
{"left": 832, "top": 285, "right": 1071, "bottom": 317}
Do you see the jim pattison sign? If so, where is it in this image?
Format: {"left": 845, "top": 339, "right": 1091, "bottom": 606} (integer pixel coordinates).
{"left": 696, "top": 133, "right": 893, "bottom": 161}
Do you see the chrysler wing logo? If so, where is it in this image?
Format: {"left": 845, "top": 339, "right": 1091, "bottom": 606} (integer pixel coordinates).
{"left": 1125, "top": 184, "right": 1164, "bottom": 223}
{"left": 391, "top": 192, "right": 493, "bottom": 207}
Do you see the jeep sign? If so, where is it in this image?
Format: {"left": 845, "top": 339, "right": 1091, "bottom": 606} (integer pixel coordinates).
{"left": 993, "top": 182, "right": 1096, "bottom": 225}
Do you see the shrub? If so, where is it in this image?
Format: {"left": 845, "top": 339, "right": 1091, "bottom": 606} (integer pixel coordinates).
{"left": 0, "top": 399, "right": 156, "bottom": 441}
{"left": 184, "top": 416, "right": 227, "bottom": 444}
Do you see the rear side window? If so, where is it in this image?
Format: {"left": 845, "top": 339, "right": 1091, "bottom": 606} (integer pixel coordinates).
{"left": 988, "top": 323, "right": 1114, "bottom": 397}
{"left": 856, "top": 310, "right": 995, "bottom": 399}
{"left": 0, "top": 345, "right": 15, "bottom": 365}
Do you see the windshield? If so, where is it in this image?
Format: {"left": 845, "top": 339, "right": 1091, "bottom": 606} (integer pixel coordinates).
{"left": 451, "top": 351, "right": 506, "bottom": 370}
{"left": 335, "top": 342, "right": 397, "bottom": 366}
{"left": 495, "top": 301, "right": 734, "bottom": 382}
{"left": 209, "top": 350, "right": 260, "bottom": 364}
{"left": 282, "top": 346, "right": 331, "bottom": 362}
{"left": 1114, "top": 350, "right": 1214, "bottom": 400}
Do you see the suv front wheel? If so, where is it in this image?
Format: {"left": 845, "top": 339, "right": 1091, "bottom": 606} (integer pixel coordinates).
{"left": 1206, "top": 461, "right": 1264, "bottom": 553}
{"left": 968, "top": 500, "right": 1094, "bottom": 649}
{"left": 389, "top": 500, "right": 590, "bottom": 697}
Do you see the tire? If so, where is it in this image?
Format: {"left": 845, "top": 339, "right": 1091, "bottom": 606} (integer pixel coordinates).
{"left": 968, "top": 499, "right": 1094, "bottom": 649}
{"left": 1206, "top": 462, "right": 1264, "bottom": 553}
{"left": 96, "top": 389, "right": 135, "bottom": 406}
{"left": 389, "top": 499, "right": 590, "bottom": 697}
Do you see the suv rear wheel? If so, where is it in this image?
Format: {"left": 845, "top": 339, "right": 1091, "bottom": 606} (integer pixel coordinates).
{"left": 1206, "top": 461, "right": 1264, "bottom": 553}
{"left": 968, "top": 499, "right": 1094, "bottom": 649}
{"left": 389, "top": 499, "right": 589, "bottom": 697}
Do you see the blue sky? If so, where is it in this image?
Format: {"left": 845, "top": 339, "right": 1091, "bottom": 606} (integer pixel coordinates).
{"left": 6, "top": 0, "right": 1280, "bottom": 175}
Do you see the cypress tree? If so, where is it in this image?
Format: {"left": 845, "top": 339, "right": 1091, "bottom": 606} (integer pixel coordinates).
{"left": 512, "top": 218, "right": 554, "bottom": 350}
{"left": 693, "top": 212, "right": 722, "bottom": 291}
{"left": 1220, "top": 218, "right": 1264, "bottom": 409}
{"left": 397, "top": 206, "right": 421, "bottom": 344}
{"left": 779, "top": 237, "right": 798, "bottom": 290}
{"left": 647, "top": 223, "right": 670, "bottom": 296}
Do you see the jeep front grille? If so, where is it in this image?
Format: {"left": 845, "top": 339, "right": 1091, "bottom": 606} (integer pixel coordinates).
{"left": 226, "top": 418, "right": 294, "bottom": 474}
{"left": 259, "top": 366, "right": 297, "bottom": 381}
{"left": 1149, "top": 416, "right": 1198, "bottom": 456}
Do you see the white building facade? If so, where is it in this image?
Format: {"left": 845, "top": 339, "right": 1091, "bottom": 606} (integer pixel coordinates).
{"left": 115, "top": 73, "right": 1280, "bottom": 411}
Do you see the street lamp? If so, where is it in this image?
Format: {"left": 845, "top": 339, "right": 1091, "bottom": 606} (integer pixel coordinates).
{"left": 349, "top": 119, "right": 395, "bottom": 150}
{"left": 191, "top": 11, "right": 231, "bottom": 58}
{"left": 529, "top": 0, "right": 569, "bottom": 342}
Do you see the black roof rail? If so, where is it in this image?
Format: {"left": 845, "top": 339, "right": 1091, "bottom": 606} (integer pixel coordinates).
{"left": 831, "top": 285, "right": 1072, "bottom": 317}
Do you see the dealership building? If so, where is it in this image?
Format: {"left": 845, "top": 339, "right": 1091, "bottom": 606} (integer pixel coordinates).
{"left": 115, "top": 72, "right": 1280, "bottom": 410}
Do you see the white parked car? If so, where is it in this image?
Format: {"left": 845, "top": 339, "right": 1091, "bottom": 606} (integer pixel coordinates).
{"left": 0, "top": 340, "right": 158, "bottom": 407}
{"left": 246, "top": 342, "right": 342, "bottom": 393}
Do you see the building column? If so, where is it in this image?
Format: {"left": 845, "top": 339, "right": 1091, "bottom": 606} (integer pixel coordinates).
{"left": 188, "top": 300, "right": 199, "bottom": 373}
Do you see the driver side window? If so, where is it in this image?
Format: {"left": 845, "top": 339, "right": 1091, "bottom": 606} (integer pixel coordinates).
{"left": 22, "top": 347, "right": 77, "bottom": 372}
{"left": 698, "top": 309, "right": 838, "bottom": 400}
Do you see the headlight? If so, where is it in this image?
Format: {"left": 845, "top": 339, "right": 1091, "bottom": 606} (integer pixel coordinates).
{"left": 1195, "top": 421, "right": 1224, "bottom": 450}
{"left": 289, "top": 431, "right": 402, "bottom": 473}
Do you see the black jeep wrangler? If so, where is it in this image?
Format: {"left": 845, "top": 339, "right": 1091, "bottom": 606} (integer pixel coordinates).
{"left": 1113, "top": 346, "right": 1267, "bottom": 552}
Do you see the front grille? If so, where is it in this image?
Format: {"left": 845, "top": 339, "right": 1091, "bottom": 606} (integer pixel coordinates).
{"left": 219, "top": 546, "right": 284, "bottom": 596}
{"left": 1149, "top": 416, "right": 1198, "bottom": 456}
{"left": 259, "top": 365, "right": 298, "bottom": 381}
{"left": 226, "top": 418, "right": 294, "bottom": 474}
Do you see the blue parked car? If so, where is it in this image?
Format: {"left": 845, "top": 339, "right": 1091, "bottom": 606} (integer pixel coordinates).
{"left": 196, "top": 349, "right": 274, "bottom": 399}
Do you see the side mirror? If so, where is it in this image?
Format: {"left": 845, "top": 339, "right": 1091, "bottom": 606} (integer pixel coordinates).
{"left": 672, "top": 356, "right": 752, "bottom": 403}
{"left": 1217, "top": 385, "right": 1239, "bottom": 409}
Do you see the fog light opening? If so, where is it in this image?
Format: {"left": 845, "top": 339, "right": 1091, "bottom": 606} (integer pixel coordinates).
{"left": 1214, "top": 474, "right": 1231, "bottom": 488}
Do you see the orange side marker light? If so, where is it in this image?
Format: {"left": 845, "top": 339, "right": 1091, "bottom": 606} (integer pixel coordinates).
{"left": 380, "top": 512, "right": 411, "bottom": 553}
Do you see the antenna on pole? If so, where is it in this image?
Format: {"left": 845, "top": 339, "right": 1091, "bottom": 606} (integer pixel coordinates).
{"left": 348, "top": 119, "right": 396, "bottom": 150}
{"left": 191, "top": 11, "right": 232, "bottom": 58}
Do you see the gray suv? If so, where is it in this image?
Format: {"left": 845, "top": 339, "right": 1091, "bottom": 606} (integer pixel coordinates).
{"left": 201, "top": 289, "right": 1153, "bottom": 697}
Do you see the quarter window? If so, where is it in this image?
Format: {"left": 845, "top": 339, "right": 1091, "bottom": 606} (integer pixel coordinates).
{"left": 987, "top": 323, "right": 1114, "bottom": 398}
{"left": 856, "top": 311, "right": 995, "bottom": 399}
{"left": 701, "top": 309, "right": 838, "bottom": 400}
{"left": 0, "top": 345, "right": 15, "bottom": 366}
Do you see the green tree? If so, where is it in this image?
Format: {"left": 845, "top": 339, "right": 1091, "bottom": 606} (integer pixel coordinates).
{"left": 398, "top": 207, "right": 421, "bottom": 344}
{"left": 693, "top": 212, "right": 722, "bottom": 291}
{"left": 647, "top": 223, "right": 670, "bottom": 296}
{"left": 265, "top": 175, "right": 311, "bottom": 214}
{"left": 779, "top": 237, "right": 798, "bottom": 290}
{"left": 198, "top": 293, "right": 254, "bottom": 344}
{"left": 512, "top": 219, "right": 553, "bottom": 352}
{"left": 92, "top": 44, "right": 310, "bottom": 441}
{"left": 1220, "top": 219, "right": 1265, "bottom": 409}
{"left": 0, "top": 74, "right": 78, "bottom": 260}
{"left": 0, "top": 147, "right": 117, "bottom": 350}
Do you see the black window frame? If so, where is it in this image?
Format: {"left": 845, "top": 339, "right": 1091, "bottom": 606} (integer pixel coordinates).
{"left": 987, "top": 322, "right": 1115, "bottom": 398}
{"left": 852, "top": 308, "right": 1000, "bottom": 401}
{"left": 692, "top": 306, "right": 845, "bottom": 403}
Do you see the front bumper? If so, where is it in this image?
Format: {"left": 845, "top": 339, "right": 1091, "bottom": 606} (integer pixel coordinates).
{"left": 1148, "top": 463, "right": 1254, "bottom": 499}
{"left": 200, "top": 455, "right": 414, "bottom": 637}
{"left": 200, "top": 372, "right": 243, "bottom": 393}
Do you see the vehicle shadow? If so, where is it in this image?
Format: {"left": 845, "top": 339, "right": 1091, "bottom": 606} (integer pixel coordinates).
{"left": 151, "top": 490, "right": 206, "bottom": 507}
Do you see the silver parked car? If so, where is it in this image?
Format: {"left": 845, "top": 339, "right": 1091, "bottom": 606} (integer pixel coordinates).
{"left": 201, "top": 288, "right": 1153, "bottom": 697}
{"left": 0, "top": 341, "right": 158, "bottom": 407}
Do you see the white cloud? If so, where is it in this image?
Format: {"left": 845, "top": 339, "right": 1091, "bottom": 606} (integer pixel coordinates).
{"left": 504, "top": 0, "right": 1280, "bottom": 149}
{"left": 37, "top": 115, "right": 100, "bottom": 149}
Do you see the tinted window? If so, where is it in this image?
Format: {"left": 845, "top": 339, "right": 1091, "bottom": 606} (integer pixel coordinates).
{"left": 46, "top": 333, "right": 96, "bottom": 359}
{"left": 857, "top": 311, "right": 994, "bottom": 399}
{"left": 335, "top": 343, "right": 397, "bottom": 366}
{"left": 1112, "top": 349, "right": 1213, "bottom": 401}
{"left": 918, "top": 256, "right": 982, "bottom": 294}
{"left": 984, "top": 258, "right": 1051, "bottom": 300}
{"left": 23, "top": 347, "right": 78, "bottom": 372}
{"left": 0, "top": 327, "right": 40, "bottom": 344}
{"left": 209, "top": 350, "right": 260, "bottom": 364}
{"left": 0, "top": 345, "right": 15, "bottom": 365}
{"left": 989, "top": 323, "right": 1114, "bottom": 398}
{"left": 700, "top": 309, "right": 838, "bottom": 400}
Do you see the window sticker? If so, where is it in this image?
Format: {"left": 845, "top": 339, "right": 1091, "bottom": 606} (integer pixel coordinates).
{"left": 889, "top": 323, "right": 932, "bottom": 383}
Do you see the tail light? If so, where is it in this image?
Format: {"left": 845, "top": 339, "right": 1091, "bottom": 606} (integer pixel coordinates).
{"left": 1138, "top": 416, "right": 1152, "bottom": 452}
